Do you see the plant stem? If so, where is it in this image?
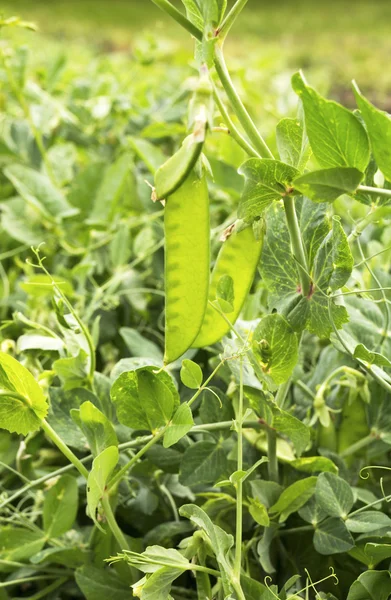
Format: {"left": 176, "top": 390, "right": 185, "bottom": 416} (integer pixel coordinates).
{"left": 41, "top": 420, "right": 89, "bottom": 479}
{"left": 340, "top": 434, "right": 375, "bottom": 458}
{"left": 274, "top": 379, "right": 291, "bottom": 409}
{"left": 15, "top": 577, "right": 68, "bottom": 600}
{"left": 267, "top": 429, "right": 278, "bottom": 483}
{"left": 151, "top": 0, "right": 203, "bottom": 40}
{"left": 188, "top": 359, "right": 226, "bottom": 407}
{"left": 234, "top": 359, "right": 244, "bottom": 580}
{"left": 101, "top": 495, "right": 130, "bottom": 551}
{"left": 348, "top": 205, "right": 391, "bottom": 241}
{"left": 357, "top": 185, "right": 391, "bottom": 199}
{"left": 283, "top": 196, "right": 311, "bottom": 296}
{"left": 108, "top": 427, "right": 167, "bottom": 490}
{"left": 214, "top": 45, "right": 273, "bottom": 159}
{"left": 218, "top": 0, "right": 249, "bottom": 40}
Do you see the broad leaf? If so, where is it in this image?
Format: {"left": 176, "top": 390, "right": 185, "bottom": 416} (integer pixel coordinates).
{"left": 72, "top": 401, "right": 118, "bottom": 457}
{"left": 347, "top": 570, "right": 391, "bottom": 600}
{"left": 292, "top": 71, "right": 370, "bottom": 171}
{"left": 75, "top": 565, "right": 132, "bottom": 600}
{"left": 276, "top": 116, "right": 311, "bottom": 171}
{"left": 294, "top": 167, "right": 363, "bottom": 203}
{"left": 89, "top": 153, "right": 132, "bottom": 223}
{"left": 315, "top": 472, "right": 354, "bottom": 518}
{"left": 313, "top": 517, "right": 354, "bottom": 555}
{"left": 163, "top": 403, "right": 194, "bottom": 448}
{"left": 252, "top": 314, "right": 298, "bottom": 385}
{"left": 346, "top": 511, "right": 391, "bottom": 533}
{"left": 43, "top": 475, "right": 78, "bottom": 538}
{"left": 179, "top": 440, "right": 227, "bottom": 486}
{"left": 0, "top": 351, "right": 48, "bottom": 435}
{"left": 269, "top": 477, "right": 317, "bottom": 522}
{"left": 0, "top": 526, "right": 45, "bottom": 562}
{"left": 272, "top": 408, "right": 310, "bottom": 456}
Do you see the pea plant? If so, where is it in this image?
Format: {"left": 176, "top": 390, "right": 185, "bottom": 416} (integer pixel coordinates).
{"left": 2, "top": 1, "right": 391, "bottom": 599}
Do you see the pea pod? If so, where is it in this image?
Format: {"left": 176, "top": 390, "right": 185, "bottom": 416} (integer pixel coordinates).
{"left": 155, "top": 134, "right": 204, "bottom": 201}
{"left": 164, "top": 167, "right": 210, "bottom": 364}
{"left": 192, "top": 223, "right": 264, "bottom": 348}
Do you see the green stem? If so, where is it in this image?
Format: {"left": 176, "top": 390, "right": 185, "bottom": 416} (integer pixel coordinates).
{"left": 218, "top": 0, "right": 249, "bottom": 40}
{"left": 15, "top": 577, "right": 68, "bottom": 600}
{"left": 283, "top": 196, "right": 311, "bottom": 296}
{"left": 348, "top": 205, "right": 391, "bottom": 242}
{"left": 234, "top": 359, "right": 244, "bottom": 579}
{"left": 108, "top": 427, "right": 167, "bottom": 489}
{"left": 101, "top": 495, "right": 130, "bottom": 551}
{"left": 213, "top": 85, "right": 260, "bottom": 157}
{"left": 188, "top": 360, "right": 225, "bottom": 407}
{"left": 267, "top": 429, "right": 278, "bottom": 483}
{"left": 340, "top": 434, "right": 375, "bottom": 458}
{"left": 151, "top": 0, "right": 203, "bottom": 40}
{"left": 214, "top": 45, "right": 273, "bottom": 159}
{"left": 357, "top": 185, "right": 391, "bottom": 199}
{"left": 41, "top": 420, "right": 89, "bottom": 479}
{"left": 274, "top": 379, "right": 291, "bottom": 410}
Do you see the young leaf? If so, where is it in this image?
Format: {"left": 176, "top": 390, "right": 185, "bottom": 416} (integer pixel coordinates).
{"left": 111, "top": 367, "right": 179, "bottom": 432}
{"left": 216, "top": 274, "right": 235, "bottom": 313}
{"left": 315, "top": 472, "right": 354, "bottom": 518}
{"left": 273, "top": 408, "right": 310, "bottom": 457}
{"left": 313, "top": 517, "right": 354, "bottom": 555}
{"left": 353, "top": 343, "right": 391, "bottom": 368}
{"left": 238, "top": 158, "right": 299, "bottom": 221}
{"left": 248, "top": 498, "right": 270, "bottom": 526}
{"left": 0, "top": 351, "right": 48, "bottom": 435}
{"left": 180, "top": 359, "right": 203, "bottom": 389}
{"left": 276, "top": 117, "right": 311, "bottom": 171}
{"left": 353, "top": 82, "right": 391, "bottom": 182}
{"left": 179, "top": 440, "right": 227, "bottom": 486}
{"left": 252, "top": 314, "right": 298, "bottom": 385}
{"left": 269, "top": 477, "right": 317, "bottom": 522}
{"left": 163, "top": 403, "right": 194, "bottom": 448}
{"left": 294, "top": 167, "right": 363, "bottom": 203}
{"left": 72, "top": 401, "right": 118, "bottom": 457}
{"left": 43, "top": 475, "right": 78, "bottom": 538}
{"left": 87, "top": 446, "right": 119, "bottom": 530}
{"left": 292, "top": 71, "right": 370, "bottom": 172}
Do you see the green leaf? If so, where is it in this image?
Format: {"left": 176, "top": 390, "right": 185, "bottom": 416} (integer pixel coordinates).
{"left": 353, "top": 82, "right": 391, "bottom": 182}
{"left": 241, "top": 575, "right": 269, "bottom": 600}
{"left": 216, "top": 274, "right": 235, "bottom": 313}
{"left": 141, "top": 567, "right": 184, "bottom": 600}
{"left": 111, "top": 367, "right": 178, "bottom": 432}
{"left": 272, "top": 408, "right": 310, "bottom": 456}
{"left": 292, "top": 71, "right": 370, "bottom": 171}
{"left": 238, "top": 158, "right": 299, "bottom": 221}
{"left": 252, "top": 314, "right": 298, "bottom": 385}
{"left": 89, "top": 153, "right": 132, "bottom": 223}
{"left": 180, "top": 0, "right": 203, "bottom": 30}
{"left": 269, "top": 477, "right": 317, "bottom": 522}
{"left": 345, "top": 511, "right": 391, "bottom": 533}
{"left": 315, "top": 472, "right": 354, "bottom": 518}
{"left": 290, "top": 456, "right": 338, "bottom": 474}
{"left": 47, "top": 387, "right": 93, "bottom": 451}
{"left": 3, "top": 164, "right": 78, "bottom": 218}
{"left": 75, "top": 565, "right": 133, "bottom": 600}
{"left": 276, "top": 117, "right": 311, "bottom": 171}
{"left": 129, "top": 137, "right": 166, "bottom": 175}
{"left": 43, "top": 475, "right": 78, "bottom": 538}
{"left": 294, "top": 167, "right": 363, "bottom": 203}
{"left": 248, "top": 498, "right": 270, "bottom": 526}
{"left": 0, "top": 526, "right": 45, "bottom": 562}
{"left": 347, "top": 570, "right": 391, "bottom": 600}
{"left": 179, "top": 440, "right": 227, "bottom": 486}
{"left": 199, "top": 388, "right": 234, "bottom": 439}
{"left": 120, "top": 328, "right": 163, "bottom": 362}
{"left": 87, "top": 446, "right": 119, "bottom": 530}
{"left": 0, "top": 351, "right": 48, "bottom": 435}
{"left": 180, "top": 359, "right": 203, "bottom": 389}
{"left": 163, "top": 403, "right": 194, "bottom": 448}
{"left": 53, "top": 349, "right": 90, "bottom": 391}
{"left": 298, "top": 496, "right": 328, "bottom": 526}
{"left": 72, "top": 401, "right": 118, "bottom": 457}
{"left": 313, "top": 517, "right": 354, "bottom": 555}
{"left": 353, "top": 343, "right": 391, "bottom": 367}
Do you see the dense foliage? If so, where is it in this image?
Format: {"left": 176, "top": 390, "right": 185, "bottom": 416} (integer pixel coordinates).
{"left": 1, "top": 2, "right": 391, "bottom": 599}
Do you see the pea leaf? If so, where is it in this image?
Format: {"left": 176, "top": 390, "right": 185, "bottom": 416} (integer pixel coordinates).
{"left": 345, "top": 511, "right": 391, "bottom": 533}
{"left": 353, "top": 343, "right": 391, "bottom": 368}
{"left": 180, "top": 359, "right": 203, "bottom": 389}
{"left": 71, "top": 401, "right": 118, "bottom": 457}
{"left": 294, "top": 167, "right": 363, "bottom": 203}
{"left": 292, "top": 71, "right": 370, "bottom": 172}
{"left": 216, "top": 274, "right": 235, "bottom": 313}
{"left": 269, "top": 477, "right": 317, "bottom": 522}
{"left": 111, "top": 367, "right": 179, "bottom": 432}
{"left": 276, "top": 117, "right": 311, "bottom": 171}
{"left": 314, "top": 517, "right": 354, "bottom": 555}
{"left": 0, "top": 351, "right": 48, "bottom": 435}
{"left": 238, "top": 158, "right": 299, "bottom": 221}
{"left": 43, "top": 475, "right": 78, "bottom": 538}
{"left": 272, "top": 408, "right": 310, "bottom": 457}
{"left": 163, "top": 403, "right": 194, "bottom": 448}
{"left": 0, "top": 527, "right": 45, "bottom": 562}
{"left": 315, "top": 472, "right": 354, "bottom": 518}
{"left": 89, "top": 153, "right": 132, "bottom": 223}
{"left": 290, "top": 456, "right": 338, "bottom": 474}
{"left": 75, "top": 565, "right": 133, "bottom": 600}
{"left": 179, "top": 440, "right": 227, "bottom": 486}
{"left": 252, "top": 314, "right": 298, "bottom": 385}
{"left": 347, "top": 570, "right": 391, "bottom": 600}
{"left": 353, "top": 82, "right": 391, "bottom": 182}
{"left": 87, "top": 446, "right": 118, "bottom": 530}
{"left": 248, "top": 498, "right": 270, "bottom": 526}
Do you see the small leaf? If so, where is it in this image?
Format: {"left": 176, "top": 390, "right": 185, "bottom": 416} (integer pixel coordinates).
{"left": 294, "top": 167, "right": 363, "bottom": 203}
{"left": 291, "top": 456, "right": 338, "bottom": 474}
{"left": 269, "top": 476, "right": 317, "bottom": 522}
{"left": 216, "top": 274, "right": 235, "bottom": 313}
{"left": 43, "top": 475, "right": 78, "bottom": 538}
{"left": 292, "top": 71, "right": 370, "bottom": 171}
{"left": 315, "top": 472, "right": 354, "bottom": 518}
{"left": 180, "top": 359, "right": 203, "bottom": 389}
{"left": 252, "top": 314, "right": 298, "bottom": 385}
{"left": 87, "top": 446, "right": 118, "bottom": 530}
{"left": 0, "top": 351, "right": 48, "bottom": 435}
{"left": 238, "top": 158, "right": 299, "bottom": 221}
{"left": 248, "top": 498, "right": 270, "bottom": 526}
{"left": 72, "top": 401, "right": 118, "bottom": 457}
{"left": 179, "top": 441, "right": 227, "bottom": 486}
{"left": 163, "top": 403, "right": 194, "bottom": 448}
{"left": 273, "top": 408, "right": 310, "bottom": 457}
{"left": 313, "top": 517, "right": 354, "bottom": 555}
{"left": 276, "top": 116, "right": 311, "bottom": 171}
{"left": 353, "top": 343, "right": 391, "bottom": 368}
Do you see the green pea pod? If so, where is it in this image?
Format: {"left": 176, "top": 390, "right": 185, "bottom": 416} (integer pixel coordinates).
{"left": 154, "top": 134, "right": 204, "bottom": 201}
{"left": 337, "top": 393, "right": 369, "bottom": 462}
{"left": 317, "top": 419, "right": 337, "bottom": 452}
{"left": 192, "top": 223, "right": 264, "bottom": 348}
{"left": 164, "top": 167, "right": 210, "bottom": 365}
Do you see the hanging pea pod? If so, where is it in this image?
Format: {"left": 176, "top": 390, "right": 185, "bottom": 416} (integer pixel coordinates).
{"left": 192, "top": 222, "right": 264, "bottom": 348}
{"left": 164, "top": 166, "right": 210, "bottom": 364}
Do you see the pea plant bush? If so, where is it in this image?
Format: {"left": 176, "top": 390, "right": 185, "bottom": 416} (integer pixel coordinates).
{"left": 2, "top": 1, "right": 391, "bottom": 599}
